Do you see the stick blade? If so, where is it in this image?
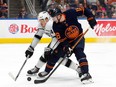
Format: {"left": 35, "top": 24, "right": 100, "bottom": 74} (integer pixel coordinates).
{"left": 8, "top": 72, "right": 16, "bottom": 81}
{"left": 34, "top": 79, "right": 47, "bottom": 84}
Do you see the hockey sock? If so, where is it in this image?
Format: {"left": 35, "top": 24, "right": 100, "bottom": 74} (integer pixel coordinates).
{"left": 45, "top": 62, "right": 55, "bottom": 73}
{"left": 36, "top": 56, "right": 47, "bottom": 68}
{"left": 78, "top": 57, "right": 89, "bottom": 74}
{"left": 58, "top": 58, "right": 78, "bottom": 71}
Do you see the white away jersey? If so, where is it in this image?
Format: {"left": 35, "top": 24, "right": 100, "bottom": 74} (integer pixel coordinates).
{"left": 37, "top": 18, "right": 55, "bottom": 37}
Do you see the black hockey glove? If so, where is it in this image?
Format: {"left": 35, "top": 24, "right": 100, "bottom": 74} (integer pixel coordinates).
{"left": 63, "top": 46, "right": 73, "bottom": 57}
{"left": 44, "top": 47, "right": 53, "bottom": 61}
{"left": 88, "top": 17, "right": 97, "bottom": 29}
{"left": 25, "top": 46, "right": 34, "bottom": 58}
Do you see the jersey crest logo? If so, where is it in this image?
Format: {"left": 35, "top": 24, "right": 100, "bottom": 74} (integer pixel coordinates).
{"left": 65, "top": 25, "right": 79, "bottom": 39}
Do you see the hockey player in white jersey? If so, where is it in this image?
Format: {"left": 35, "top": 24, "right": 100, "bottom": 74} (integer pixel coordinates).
{"left": 25, "top": 11, "right": 82, "bottom": 78}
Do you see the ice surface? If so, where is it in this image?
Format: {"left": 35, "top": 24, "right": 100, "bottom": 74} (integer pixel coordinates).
{"left": 0, "top": 43, "right": 116, "bottom": 87}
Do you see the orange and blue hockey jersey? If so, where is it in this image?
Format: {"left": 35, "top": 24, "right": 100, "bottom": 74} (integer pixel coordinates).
{"left": 53, "top": 7, "right": 97, "bottom": 45}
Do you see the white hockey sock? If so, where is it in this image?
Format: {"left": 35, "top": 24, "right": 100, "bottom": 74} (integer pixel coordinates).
{"left": 58, "top": 58, "right": 78, "bottom": 71}
{"left": 35, "top": 55, "right": 46, "bottom": 68}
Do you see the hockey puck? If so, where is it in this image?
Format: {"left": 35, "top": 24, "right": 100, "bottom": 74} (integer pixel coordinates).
{"left": 27, "top": 77, "right": 31, "bottom": 81}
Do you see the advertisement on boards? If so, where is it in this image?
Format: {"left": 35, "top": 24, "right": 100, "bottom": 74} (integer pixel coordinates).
{"left": 0, "top": 19, "right": 116, "bottom": 38}
{"left": 0, "top": 20, "right": 38, "bottom": 38}
{"left": 94, "top": 20, "right": 116, "bottom": 36}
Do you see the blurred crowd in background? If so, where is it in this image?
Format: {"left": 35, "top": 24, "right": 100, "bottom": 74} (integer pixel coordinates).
{"left": 0, "top": 0, "right": 116, "bottom": 19}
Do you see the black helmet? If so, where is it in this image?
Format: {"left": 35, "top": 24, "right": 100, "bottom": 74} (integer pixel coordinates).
{"left": 48, "top": 7, "right": 62, "bottom": 17}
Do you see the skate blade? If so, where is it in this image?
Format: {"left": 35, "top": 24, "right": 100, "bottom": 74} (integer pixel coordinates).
{"left": 37, "top": 75, "right": 48, "bottom": 78}
{"left": 81, "top": 79, "right": 94, "bottom": 84}
{"left": 26, "top": 73, "right": 37, "bottom": 76}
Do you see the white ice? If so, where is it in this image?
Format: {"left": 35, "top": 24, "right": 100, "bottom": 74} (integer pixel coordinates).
{"left": 0, "top": 43, "right": 116, "bottom": 87}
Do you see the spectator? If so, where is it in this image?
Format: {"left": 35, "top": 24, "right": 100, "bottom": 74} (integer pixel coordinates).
{"left": 47, "top": 0, "right": 63, "bottom": 11}
{"left": 112, "top": 13, "right": 116, "bottom": 18}
{"left": 20, "top": 0, "right": 26, "bottom": 8}
{"left": 65, "top": 3, "right": 71, "bottom": 10}
{"left": 38, "top": 0, "right": 49, "bottom": 11}
{"left": 47, "top": 2, "right": 59, "bottom": 11}
{"left": 58, "top": 0, "right": 68, "bottom": 12}
{"left": 79, "top": 0, "right": 87, "bottom": 7}
{"left": 0, "top": 0, "right": 7, "bottom": 4}
{"left": 98, "top": 0, "right": 105, "bottom": 7}
{"left": 17, "top": 8, "right": 28, "bottom": 19}
{"left": 101, "top": 12, "right": 108, "bottom": 18}
{"left": 96, "top": 5, "right": 107, "bottom": 18}
{"left": 70, "top": 0, "right": 80, "bottom": 8}
{"left": 107, "top": 0, "right": 116, "bottom": 4}
{"left": 111, "top": 6, "right": 116, "bottom": 18}
{"left": 104, "top": 0, "right": 113, "bottom": 18}
{"left": 0, "top": 3, "right": 8, "bottom": 18}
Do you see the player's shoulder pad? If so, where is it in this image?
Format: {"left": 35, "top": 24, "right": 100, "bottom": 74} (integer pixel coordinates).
{"left": 64, "top": 9, "right": 75, "bottom": 14}
{"left": 75, "top": 7, "right": 84, "bottom": 14}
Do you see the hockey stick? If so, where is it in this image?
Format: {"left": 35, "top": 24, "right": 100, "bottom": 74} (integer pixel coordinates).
{"left": 34, "top": 29, "right": 89, "bottom": 84}
{"left": 8, "top": 72, "right": 15, "bottom": 81}
{"left": 8, "top": 58, "right": 28, "bottom": 81}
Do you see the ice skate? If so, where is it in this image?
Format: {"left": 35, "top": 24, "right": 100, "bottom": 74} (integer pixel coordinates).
{"left": 38, "top": 71, "right": 49, "bottom": 77}
{"left": 27, "top": 66, "right": 39, "bottom": 76}
{"left": 76, "top": 66, "right": 83, "bottom": 78}
{"left": 80, "top": 73, "right": 93, "bottom": 84}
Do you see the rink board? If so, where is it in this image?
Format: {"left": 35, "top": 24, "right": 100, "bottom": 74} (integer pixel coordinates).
{"left": 0, "top": 38, "right": 116, "bottom": 43}
{"left": 0, "top": 19, "right": 116, "bottom": 43}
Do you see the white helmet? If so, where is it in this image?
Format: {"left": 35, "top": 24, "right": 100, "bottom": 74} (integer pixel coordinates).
{"left": 38, "top": 11, "right": 51, "bottom": 20}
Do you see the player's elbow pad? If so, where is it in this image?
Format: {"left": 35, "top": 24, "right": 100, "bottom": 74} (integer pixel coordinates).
{"left": 87, "top": 17, "right": 97, "bottom": 29}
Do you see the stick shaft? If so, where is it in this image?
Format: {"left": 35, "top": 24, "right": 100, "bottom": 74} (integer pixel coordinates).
{"left": 71, "top": 29, "right": 89, "bottom": 50}
{"left": 15, "top": 58, "right": 28, "bottom": 81}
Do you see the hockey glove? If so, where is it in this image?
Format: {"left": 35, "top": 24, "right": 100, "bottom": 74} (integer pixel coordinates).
{"left": 44, "top": 47, "right": 53, "bottom": 61}
{"left": 63, "top": 46, "right": 73, "bottom": 57}
{"left": 25, "top": 46, "right": 34, "bottom": 58}
{"left": 87, "top": 17, "right": 97, "bottom": 29}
